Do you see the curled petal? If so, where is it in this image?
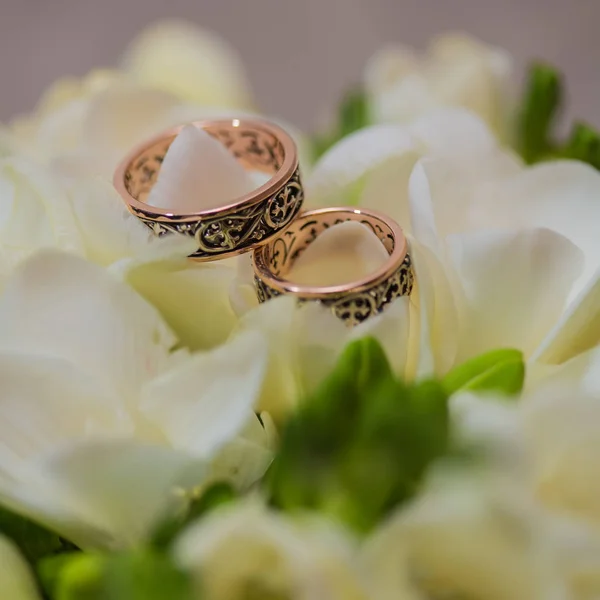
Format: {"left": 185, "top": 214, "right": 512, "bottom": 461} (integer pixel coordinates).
{"left": 446, "top": 228, "right": 583, "bottom": 361}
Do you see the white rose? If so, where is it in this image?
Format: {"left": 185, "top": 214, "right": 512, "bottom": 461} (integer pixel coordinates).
{"left": 362, "top": 469, "right": 570, "bottom": 600}
{"left": 174, "top": 500, "right": 368, "bottom": 600}
{"left": 119, "top": 19, "right": 254, "bottom": 110}
{"left": 305, "top": 109, "right": 600, "bottom": 381}
{"left": 0, "top": 155, "right": 197, "bottom": 282}
{"left": 364, "top": 33, "right": 514, "bottom": 140}
{"left": 520, "top": 385, "right": 600, "bottom": 529}
{"left": 0, "top": 250, "right": 273, "bottom": 549}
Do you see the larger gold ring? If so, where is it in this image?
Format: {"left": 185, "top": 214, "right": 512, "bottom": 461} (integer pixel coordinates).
{"left": 252, "top": 207, "right": 414, "bottom": 326}
{"left": 113, "top": 119, "right": 304, "bottom": 261}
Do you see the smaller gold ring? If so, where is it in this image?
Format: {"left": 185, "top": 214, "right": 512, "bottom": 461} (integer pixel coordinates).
{"left": 252, "top": 207, "right": 414, "bottom": 326}
{"left": 113, "top": 118, "right": 304, "bottom": 261}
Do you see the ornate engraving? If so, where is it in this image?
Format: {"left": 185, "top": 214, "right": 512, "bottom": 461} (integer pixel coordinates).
{"left": 130, "top": 168, "right": 303, "bottom": 260}
{"left": 123, "top": 122, "right": 301, "bottom": 259}
{"left": 255, "top": 254, "right": 413, "bottom": 327}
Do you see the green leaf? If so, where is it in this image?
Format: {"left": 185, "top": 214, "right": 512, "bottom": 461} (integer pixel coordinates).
{"left": 561, "top": 122, "right": 600, "bottom": 169}
{"left": 150, "top": 482, "right": 237, "bottom": 550}
{"left": 52, "top": 554, "right": 106, "bottom": 600}
{"left": 268, "top": 337, "right": 453, "bottom": 533}
{"left": 517, "top": 63, "right": 563, "bottom": 164}
{"left": 101, "top": 550, "right": 193, "bottom": 600}
{"left": 443, "top": 348, "right": 525, "bottom": 397}
{"left": 48, "top": 550, "right": 193, "bottom": 600}
{"left": 0, "top": 506, "right": 64, "bottom": 564}
{"left": 338, "top": 87, "right": 369, "bottom": 139}
{"left": 312, "top": 86, "right": 370, "bottom": 160}
{"left": 38, "top": 553, "right": 82, "bottom": 598}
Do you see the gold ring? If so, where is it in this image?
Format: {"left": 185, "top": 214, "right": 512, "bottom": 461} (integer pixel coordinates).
{"left": 113, "top": 119, "right": 304, "bottom": 261}
{"left": 252, "top": 207, "right": 414, "bottom": 326}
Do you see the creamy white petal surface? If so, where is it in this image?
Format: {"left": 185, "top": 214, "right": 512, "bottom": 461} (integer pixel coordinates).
{"left": 446, "top": 228, "right": 583, "bottom": 361}
{"left": 533, "top": 267, "right": 600, "bottom": 365}
{"left": 0, "top": 157, "right": 84, "bottom": 256}
{"left": 175, "top": 501, "right": 367, "bottom": 600}
{"left": 521, "top": 386, "right": 600, "bottom": 528}
{"left": 363, "top": 471, "right": 569, "bottom": 600}
{"left": 146, "top": 124, "right": 256, "bottom": 211}
{"left": 141, "top": 330, "right": 268, "bottom": 457}
{"left": 119, "top": 256, "right": 239, "bottom": 351}
{"left": 0, "top": 251, "right": 273, "bottom": 547}
{"left": 0, "top": 251, "right": 176, "bottom": 399}
{"left": 364, "top": 33, "right": 513, "bottom": 139}
{"left": 0, "top": 535, "right": 43, "bottom": 600}
{"left": 120, "top": 19, "right": 253, "bottom": 109}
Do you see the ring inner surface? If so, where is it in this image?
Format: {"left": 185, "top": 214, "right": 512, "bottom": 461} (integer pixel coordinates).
{"left": 124, "top": 123, "right": 286, "bottom": 203}
{"left": 263, "top": 212, "right": 395, "bottom": 280}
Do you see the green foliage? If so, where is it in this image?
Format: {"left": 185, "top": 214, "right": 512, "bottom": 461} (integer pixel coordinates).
{"left": 443, "top": 348, "right": 525, "bottom": 397}
{"left": 517, "top": 62, "right": 600, "bottom": 169}
{"left": 517, "top": 63, "right": 562, "bottom": 164}
{"left": 561, "top": 122, "right": 600, "bottom": 169}
{"left": 267, "top": 337, "right": 452, "bottom": 533}
{"left": 0, "top": 506, "right": 67, "bottom": 564}
{"left": 312, "top": 87, "right": 370, "bottom": 160}
{"left": 39, "top": 550, "right": 193, "bottom": 600}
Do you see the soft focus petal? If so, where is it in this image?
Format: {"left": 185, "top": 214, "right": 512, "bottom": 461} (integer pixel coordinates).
{"left": 237, "top": 297, "right": 303, "bottom": 420}
{"left": 209, "top": 413, "right": 276, "bottom": 489}
{"left": 38, "top": 439, "right": 205, "bottom": 548}
{"left": 470, "top": 161, "right": 600, "bottom": 298}
{"left": 0, "top": 251, "right": 177, "bottom": 399}
{"left": 307, "top": 124, "right": 417, "bottom": 209}
{"left": 141, "top": 330, "right": 268, "bottom": 458}
{"left": 533, "top": 267, "right": 600, "bottom": 365}
{"left": 120, "top": 256, "right": 238, "bottom": 351}
{"left": 175, "top": 501, "right": 365, "bottom": 600}
{"left": 121, "top": 19, "right": 253, "bottom": 109}
{"left": 521, "top": 386, "right": 600, "bottom": 528}
{"left": 407, "top": 149, "right": 522, "bottom": 249}
{"left": 81, "top": 85, "right": 183, "bottom": 176}
{"left": 365, "top": 33, "right": 513, "bottom": 138}
{"left": 146, "top": 124, "right": 256, "bottom": 211}
{"left": 0, "top": 157, "right": 84, "bottom": 255}
{"left": 408, "top": 238, "right": 459, "bottom": 376}
{"left": 530, "top": 344, "right": 600, "bottom": 396}
{"left": 9, "top": 70, "right": 122, "bottom": 162}
{"left": 0, "top": 535, "right": 43, "bottom": 600}
{"left": 446, "top": 228, "right": 584, "bottom": 361}
{"left": 67, "top": 176, "right": 168, "bottom": 267}
{"left": 0, "top": 353, "right": 127, "bottom": 469}
{"left": 363, "top": 470, "right": 568, "bottom": 600}
{"left": 308, "top": 110, "right": 506, "bottom": 229}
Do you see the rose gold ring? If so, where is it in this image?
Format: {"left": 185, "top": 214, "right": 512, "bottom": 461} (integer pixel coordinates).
{"left": 252, "top": 207, "right": 414, "bottom": 326}
{"left": 113, "top": 119, "right": 304, "bottom": 261}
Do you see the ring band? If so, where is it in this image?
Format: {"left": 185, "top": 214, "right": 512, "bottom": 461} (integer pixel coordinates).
{"left": 252, "top": 207, "right": 414, "bottom": 326}
{"left": 113, "top": 119, "right": 304, "bottom": 261}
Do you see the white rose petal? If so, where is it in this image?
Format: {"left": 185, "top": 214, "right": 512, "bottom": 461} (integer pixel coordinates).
{"left": 140, "top": 330, "right": 268, "bottom": 458}
{"left": 174, "top": 501, "right": 366, "bottom": 600}
{"left": 146, "top": 124, "right": 256, "bottom": 211}
{"left": 0, "top": 535, "right": 43, "bottom": 600}
{"left": 121, "top": 19, "right": 253, "bottom": 109}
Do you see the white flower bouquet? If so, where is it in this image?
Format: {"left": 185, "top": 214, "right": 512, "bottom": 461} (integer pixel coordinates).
{"left": 1, "top": 20, "right": 600, "bottom": 600}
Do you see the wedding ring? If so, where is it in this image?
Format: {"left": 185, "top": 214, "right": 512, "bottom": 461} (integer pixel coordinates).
{"left": 252, "top": 207, "right": 414, "bottom": 326}
{"left": 113, "top": 119, "right": 304, "bottom": 261}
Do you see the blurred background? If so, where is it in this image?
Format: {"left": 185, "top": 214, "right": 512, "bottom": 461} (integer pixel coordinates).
{"left": 1, "top": 0, "right": 599, "bottom": 130}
